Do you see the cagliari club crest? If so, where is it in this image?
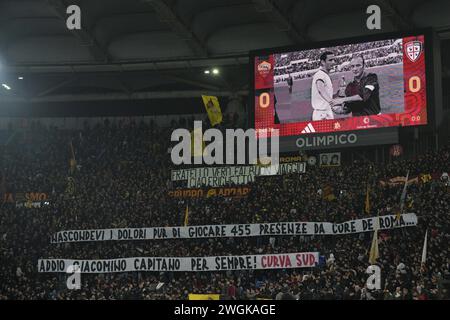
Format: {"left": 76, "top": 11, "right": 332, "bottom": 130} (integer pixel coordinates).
{"left": 405, "top": 41, "right": 423, "bottom": 62}
{"left": 257, "top": 60, "right": 272, "bottom": 77}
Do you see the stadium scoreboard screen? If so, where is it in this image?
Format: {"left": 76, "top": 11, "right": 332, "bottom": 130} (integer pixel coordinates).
{"left": 250, "top": 31, "right": 431, "bottom": 143}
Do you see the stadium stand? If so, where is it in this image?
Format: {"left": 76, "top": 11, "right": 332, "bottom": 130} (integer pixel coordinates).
{"left": 0, "top": 118, "right": 448, "bottom": 300}
{"left": 0, "top": 0, "right": 449, "bottom": 305}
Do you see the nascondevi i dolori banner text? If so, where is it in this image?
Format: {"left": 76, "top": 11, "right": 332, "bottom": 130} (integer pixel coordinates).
{"left": 50, "top": 213, "right": 417, "bottom": 244}
{"left": 38, "top": 252, "right": 319, "bottom": 273}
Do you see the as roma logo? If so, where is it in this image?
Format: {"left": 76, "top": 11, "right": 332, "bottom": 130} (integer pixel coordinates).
{"left": 257, "top": 60, "right": 272, "bottom": 77}
{"left": 405, "top": 41, "right": 423, "bottom": 62}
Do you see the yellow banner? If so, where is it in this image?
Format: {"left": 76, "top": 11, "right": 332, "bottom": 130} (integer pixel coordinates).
{"left": 188, "top": 294, "right": 220, "bottom": 300}
{"left": 202, "top": 95, "right": 223, "bottom": 126}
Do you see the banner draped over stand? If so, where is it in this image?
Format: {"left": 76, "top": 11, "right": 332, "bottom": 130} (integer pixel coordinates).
{"left": 38, "top": 252, "right": 319, "bottom": 273}
{"left": 50, "top": 213, "right": 418, "bottom": 244}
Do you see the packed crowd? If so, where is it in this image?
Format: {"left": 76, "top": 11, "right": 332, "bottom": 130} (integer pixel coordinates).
{"left": 274, "top": 39, "right": 396, "bottom": 68}
{"left": 274, "top": 39, "right": 402, "bottom": 78}
{"left": 0, "top": 116, "right": 449, "bottom": 300}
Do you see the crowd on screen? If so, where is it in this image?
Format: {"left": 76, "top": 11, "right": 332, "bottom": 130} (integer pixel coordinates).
{"left": 273, "top": 39, "right": 402, "bottom": 78}
{"left": 0, "top": 116, "right": 449, "bottom": 300}
{"left": 274, "top": 39, "right": 395, "bottom": 67}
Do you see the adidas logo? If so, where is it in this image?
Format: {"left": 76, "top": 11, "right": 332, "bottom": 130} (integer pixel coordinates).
{"left": 301, "top": 123, "right": 316, "bottom": 133}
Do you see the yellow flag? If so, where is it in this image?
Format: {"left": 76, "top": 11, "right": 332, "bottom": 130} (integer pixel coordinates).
{"left": 69, "top": 158, "right": 77, "bottom": 173}
{"left": 69, "top": 141, "right": 77, "bottom": 173}
{"left": 407, "top": 198, "right": 414, "bottom": 208}
{"left": 420, "top": 173, "right": 432, "bottom": 184}
{"left": 202, "top": 95, "right": 222, "bottom": 126}
{"left": 365, "top": 185, "right": 370, "bottom": 214}
{"left": 369, "top": 217, "right": 379, "bottom": 264}
{"left": 184, "top": 205, "right": 189, "bottom": 226}
{"left": 188, "top": 294, "right": 220, "bottom": 300}
{"left": 25, "top": 199, "right": 33, "bottom": 208}
{"left": 323, "top": 185, "right": 336, "bottom": 201}
{"left": 65, "top": 177, "right": 75, "bottom": 195}
{"left": 395, "top": 208, "right": 401, "bottom": 222}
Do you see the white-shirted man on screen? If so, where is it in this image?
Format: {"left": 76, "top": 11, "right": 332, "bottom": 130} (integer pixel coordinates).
{"left": 311, "top": 51, "right": 336, "bottom": 120}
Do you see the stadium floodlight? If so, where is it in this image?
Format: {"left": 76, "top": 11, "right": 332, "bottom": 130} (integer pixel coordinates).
{"left": 2, "top": 83, "right": 11, "bottom": 90}
{"left": 204, "top": 70, "right": 210, "bottom": 74}
{"left": 212, "top": 68, "right": 219, "bottom": 75}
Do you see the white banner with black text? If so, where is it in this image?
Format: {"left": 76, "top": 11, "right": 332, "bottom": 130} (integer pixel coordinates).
{"left": 171, "top": 163, "right": 306, "bottom": 187}
{"left": 38, "top": 252, "right": 319, "bottom": 273}
{"left": 50, "top": 213, "right": 418, "bottom": 244}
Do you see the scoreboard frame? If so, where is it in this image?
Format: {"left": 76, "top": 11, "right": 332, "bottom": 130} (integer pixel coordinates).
{"left": 248, "top": 28, "right": 437, "bottom": 137}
